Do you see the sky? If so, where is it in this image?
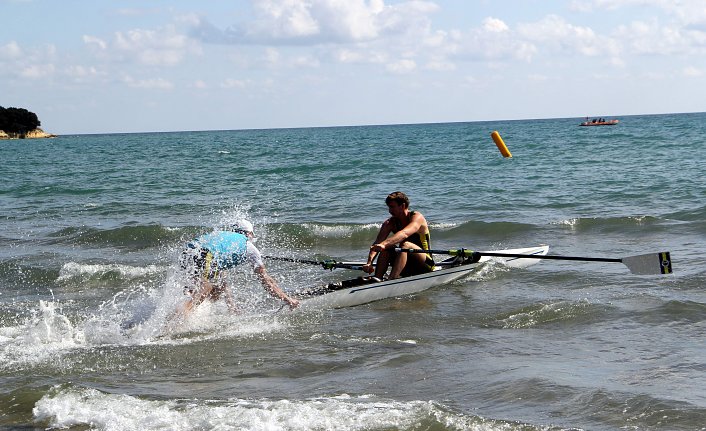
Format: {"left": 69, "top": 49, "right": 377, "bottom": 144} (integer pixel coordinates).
{"left": 1, "top": 0, "right": 705, "bottom": 134}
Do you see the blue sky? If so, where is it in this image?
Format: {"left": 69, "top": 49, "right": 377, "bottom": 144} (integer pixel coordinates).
{"left": 2, "top": 0, "right": 705, "bottom": 134}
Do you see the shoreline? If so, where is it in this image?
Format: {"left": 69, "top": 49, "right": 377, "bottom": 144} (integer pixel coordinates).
{"left": 0, "top": 128, "right": 57, "bottom": 139}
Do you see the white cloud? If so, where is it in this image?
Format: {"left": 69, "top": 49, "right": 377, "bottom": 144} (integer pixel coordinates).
{"left": 334, "top": 48, "right": 366, "bottom": 63}
{"left": 292, "top": 55, "right": 320, "bottom": 68}
{"left": 527, "top": 73, "right": 548, "bottom": 82}
{"left": 386, "top": 58, "right": 416, "bottom": 74}
{"left": 263, "top": 47, "right": 280, "bottom": 65}
{"left": 194, "top": 0, "right": 438, "bottom": 45}
{"left": 84, "top": 25, "right": 202, "bottom": 67}
{"left": 122, "top": 75, "right": 174, "bottom": 89}
{"left": 113, "top": 7, "right": 164, "bottom": 17}
{"left": 20, "top": 63, "right": 55, "bottom": 79}
{"left": 483, "top": 17, "right": 509, "bottom": 33}
{"left": 0, "top": 41, "right": 23, "bottom": 59}
{"left": 517, "top": 14, "right": 618, "bottom": 57}
{"left": 83, "top": 35, "right": 108, "bottom": 51}
{"left": 614, "top": 18, "right": 706, "bottom": 56}
{"left": 443, "top": 17, "right": 538, "bottom": 63}
{"left": 570, "top": 0, "right": 706, "bottom": 27}
{"left": 220, "top": 78, "right": 248, "bottom": 89}
{"left": 425, "top": 59, "right": 455, "bottom": 71}
{"left": 1, "top": 43, "right": 59, "bottom": 80}
{"left": 114, "top": 26, "right": 201, "bottom": 66}
{"left": 64, "top": 65, "right": 103, "bottom": 81}
{"left": 245, "top": 0, "right": 390, "bottom": 42}
{"left": 683, "top": 66, "right": 703, "bottom": 77}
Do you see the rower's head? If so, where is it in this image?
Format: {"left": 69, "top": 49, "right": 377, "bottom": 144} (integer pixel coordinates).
{"left": 230, "top": 219, "right": 255, "bottom": 238}
{"left": 385, "top": 191, "right": 410, "bottom": 217}
{"left": 385, "top": 191, "right": 409, "bottom": 208}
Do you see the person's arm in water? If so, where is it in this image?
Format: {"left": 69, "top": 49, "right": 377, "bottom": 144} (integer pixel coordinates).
{"left": 254, "top": 265, "right": 299, "bottom": 309}
{"left": 222, "top": 280, "right": 239, "bottom": 313}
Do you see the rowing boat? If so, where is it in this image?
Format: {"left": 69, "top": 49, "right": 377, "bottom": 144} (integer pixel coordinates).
{"left": 297, "top": 245, "right": 549, "bottom": 309}
{"left": 579, "top": 118, "right": 619, "bottom": 126}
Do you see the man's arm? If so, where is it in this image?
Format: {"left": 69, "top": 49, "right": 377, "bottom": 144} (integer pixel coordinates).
{"left": 377, "top": 212, "right": 425, "bottom": 248}
{"left": 364, "top": 220, "right": 393, "bottom": 269}
{"left": 222, "top": 282, "right": 239, "bottom": 313}
{"left": 254, "top": 265, "right": 299, "bottom": 308}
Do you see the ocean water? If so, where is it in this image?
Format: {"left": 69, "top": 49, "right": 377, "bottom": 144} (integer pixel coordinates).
{"left": 0, "top": 113, "right": 704, "bottom": 430}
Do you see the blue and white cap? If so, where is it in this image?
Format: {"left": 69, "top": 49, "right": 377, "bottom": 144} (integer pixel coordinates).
{"left": 231, "top": 219, "right": 254, "bottom": 235}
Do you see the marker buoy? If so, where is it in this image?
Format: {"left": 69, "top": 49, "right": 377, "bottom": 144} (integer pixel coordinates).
{"left": 491, "top": 131, "right": 512, "bottom": 158}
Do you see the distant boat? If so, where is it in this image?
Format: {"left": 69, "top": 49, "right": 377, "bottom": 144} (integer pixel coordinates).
{"left": 579, "top": 118, "right": 619, "bottom": 126}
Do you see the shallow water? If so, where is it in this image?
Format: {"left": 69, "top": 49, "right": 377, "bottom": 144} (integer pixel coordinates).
{"left": 1, "top": 113, "right": 704, "bottom": 430}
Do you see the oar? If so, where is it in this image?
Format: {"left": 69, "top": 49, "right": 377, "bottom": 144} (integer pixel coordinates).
{"left": 395, "top": 248, "right": 673, "bottom": 275}
{"left": 264, "top": 255, "right": 367, "bottom": 271}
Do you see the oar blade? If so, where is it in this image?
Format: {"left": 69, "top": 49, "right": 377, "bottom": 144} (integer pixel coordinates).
{"left": 622, "top": 252, "right": 673, "bottom": 275}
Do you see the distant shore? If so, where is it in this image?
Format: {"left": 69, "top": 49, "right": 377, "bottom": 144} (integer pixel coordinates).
{"left": 0, "top": 128, "right": 57, "bottom": 139}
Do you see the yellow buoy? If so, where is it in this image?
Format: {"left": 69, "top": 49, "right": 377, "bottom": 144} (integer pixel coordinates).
{"left": 491, "top": 130, "right": 512, "bottom": 158}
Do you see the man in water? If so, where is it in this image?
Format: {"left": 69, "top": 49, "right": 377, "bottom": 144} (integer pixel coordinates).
{"left": 176, "top": 219, "right": 299, "bottom": 317}
{"left": 362, "top": 191, "right": 434, "bottom": 280}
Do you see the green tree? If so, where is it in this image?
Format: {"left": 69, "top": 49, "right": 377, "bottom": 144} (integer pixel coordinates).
{"left": 0, "top": 106, "right": 41, "bottom": 134}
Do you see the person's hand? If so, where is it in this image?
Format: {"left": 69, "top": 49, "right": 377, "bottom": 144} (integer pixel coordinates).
{"left": 287, "top": 297, "right": 300, "bottom": 309}
{"left": 370, "top": 243, "right": 385, "bottom": 253}
{"left": 361, "top": 263, "right": 375, "bottom": 274}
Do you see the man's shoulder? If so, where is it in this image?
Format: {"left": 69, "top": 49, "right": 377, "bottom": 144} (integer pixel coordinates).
{"left": 381, "top": 217, "right": 396, "bottom": 227}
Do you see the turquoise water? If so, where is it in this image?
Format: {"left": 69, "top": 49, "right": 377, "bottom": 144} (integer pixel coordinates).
{"left": 1, "top": 113, "right": 704, "bottom": 430}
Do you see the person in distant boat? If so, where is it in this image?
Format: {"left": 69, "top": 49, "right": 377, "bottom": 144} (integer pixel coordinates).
{"left": 175, "top": 219, "right": 299, "bottom": 318}
{"left": 362, "top": 191, "right": 435, "bottom": 280}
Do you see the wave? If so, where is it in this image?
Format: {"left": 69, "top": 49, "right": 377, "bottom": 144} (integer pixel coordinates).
{"left": 573, "top": 390, "right": 706, "bottom": 430}
{"left": 486, "top": 299, "right": 610, "bottom": 329}
{"left": 57, "top": 262, "right": 164, "bottom": 283}
{"left": 7, "top": 214, "right": 693, "bottom": 272}
{"left": 632, "top": 299, "right": 706, "bottom": 326}
{"left": 667, "top": 205, "right": 706, "bottom": 222}
{"left": 266, "top": 222, "right": 380, "bottom": 249}
{"left": 0, "top": 260, "right": 58, "bottom": 289}
{"left": 31, "top": 385, "right": 547, "bottom": 431}
{"left": 30, "top": 219, "right": 546, "bottom": 252}
{"left": 0, "top": 260, "right": 165, "bottom": 294}
{"left": 482, "top": 379, "right": 705, "bottom": 430}
{"left": 6, "top": 183, "right": 109, "bottom": 198}
{"left": 552, "top": 215, "right": 664, "bottom": 232}
{"left": 16, "top": 215, "right": 666, "bottom": 252}
{"left": 272, "top": 220, "right": 544, "bottom": 246}
{"left": 46, "top": 224, "right": 193, "bottom": 249}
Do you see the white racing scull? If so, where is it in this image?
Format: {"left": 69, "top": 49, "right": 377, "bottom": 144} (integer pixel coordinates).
{"left": 296, "top": 245, "right": 550, "bottom": 309}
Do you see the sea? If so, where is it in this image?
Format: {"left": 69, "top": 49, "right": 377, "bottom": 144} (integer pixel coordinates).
{"left": 1, "top": 113, "right": 704, "bottom": 430}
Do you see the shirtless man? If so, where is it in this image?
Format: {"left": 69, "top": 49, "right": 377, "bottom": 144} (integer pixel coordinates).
{"left": 362, "top": 191, "right": 434, "bottom": 280}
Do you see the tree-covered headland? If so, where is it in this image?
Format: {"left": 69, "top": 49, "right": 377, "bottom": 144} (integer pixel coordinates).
{"left": 0, "top": 106, "right": 54, "bottom": 139}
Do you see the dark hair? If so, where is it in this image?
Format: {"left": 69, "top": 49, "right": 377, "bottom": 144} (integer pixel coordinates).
{"left": 385, "top": 191, "right": 409, "bottom": 207}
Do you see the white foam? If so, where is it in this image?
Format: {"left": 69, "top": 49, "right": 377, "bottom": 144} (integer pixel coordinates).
{"left": 34, "top": 387, "right": 486, "bottom": 431}
{"left": 553, "top": 218, "right": 580, "bottom": 227}
{"left": 0, "top": 300, "right": 85, "bottom": 370}
{"left": 429, "top": 221, "right": 459, "bottom": 230}
{"left": 58, "top": 262, "right": 163, "bottom": 281}
{"left": 303, "top": 222, "right": 379, "bottom": 238}
{"left": 0, "top": 282, "right": 294, "bottom": 371}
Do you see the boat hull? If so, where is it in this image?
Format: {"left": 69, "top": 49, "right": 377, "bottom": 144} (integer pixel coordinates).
{"left": 579, "top": 119, "right": 619, "bottom": 126}
{"left": 298, "top": 245, "right": 549, "bottom": 309}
